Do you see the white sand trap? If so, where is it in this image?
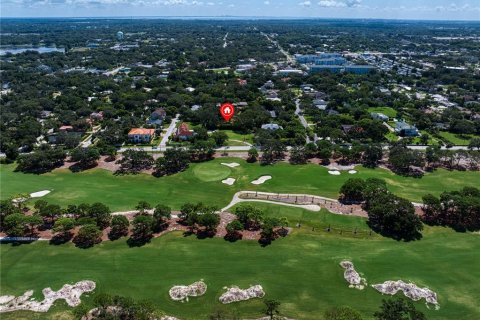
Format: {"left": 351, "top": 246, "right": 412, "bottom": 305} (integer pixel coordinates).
{"left": 0, "top": 280, "right": 95, "bottom": 313}
{"left": 219, "top": 285, "right": 265, "bottom": 304}
{"left": 328, "top": 170, "right": 341, "bottom": 175}
{"left": 221, "top": 162, "right": 240, "bottom": 168}
{"left": 348, "top": 170, "right": 357, "bottom": 174}
{"left": 169, "top": 281, "right": 207, "bottom": 302}
{"left": 222, "top": 178, "right": 236, "bottom": 186}
{"left": 251, "top": 176, "right": 272, "bottom": 185}
{"left": 30, "top": 190, "right": 51, "bottom": 198}
{"left": 340, "top": 261, "right": 367, "bottom": 290}
{"left": 372, "top": 280, "right": 439, "bottom": 307}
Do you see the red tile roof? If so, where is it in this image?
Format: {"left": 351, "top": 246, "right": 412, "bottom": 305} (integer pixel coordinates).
{"left": 128, "top": 128, "right": 155, "bottom": 135}
{"left": 177, "top": 122, "right": 193, "bottom": 136}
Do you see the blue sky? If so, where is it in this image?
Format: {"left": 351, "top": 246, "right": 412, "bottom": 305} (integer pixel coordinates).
{"left": 2, "top": 0, "right": 479, "bottom": 20}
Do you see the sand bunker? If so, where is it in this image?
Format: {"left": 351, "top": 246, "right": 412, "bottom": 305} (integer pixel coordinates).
{"left": 251, "top": 176, "right": 272, "bottom": 185}
{"left": 169, "top": 281, "right": 207, "bottom": 302}
{"left": 339, "top": 261, "right": 367, "bottom": 290}
{"left": 219, "top": 285, "right": 265, "bottom": 304}
{"left": 0, "top": 280, "right": 95, "bottom": 313}
{"left": 348, "top": 170, "right": 357, "bottom": 174}
{"left": 221, "top": 162, "right": 240, "bottom": 168}
{"left": 372, "top": 280, "right": 439, "bottom": 307}
{"left": 328, "top": 170, "right": 341, "bottom": 175}
{"left": 30, "top": 190, "right": 51, "bottom": 198}
{"left": 222, "top": 178, "right": 236, "bottom": 185}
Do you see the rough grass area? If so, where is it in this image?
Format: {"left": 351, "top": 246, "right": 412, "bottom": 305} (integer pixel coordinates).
{"left": 1, "top": 159, "right": 479, "bottom": 211}
{"left": 1, "top": 213, "right": 479, "bottom": 320}
{"left": 367, "top": 107, "right": 397, "bottom": 118}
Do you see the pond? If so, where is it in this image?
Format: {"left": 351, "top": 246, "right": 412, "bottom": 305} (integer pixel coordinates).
{"left": 0, "top": 46, "right": 65, "bottom": 55}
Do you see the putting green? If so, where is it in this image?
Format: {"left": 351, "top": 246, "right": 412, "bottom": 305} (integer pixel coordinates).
{"left": 193, "top": 162, "right": 232, "bottom": 182}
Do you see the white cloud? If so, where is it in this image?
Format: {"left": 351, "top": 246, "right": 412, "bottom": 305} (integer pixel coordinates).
{"left": 318, "top": 0, "right": 361, "bottom": 8}
{"left": 299, "top": 1, "right": 311, "bottom": 7}
{"left": 264, "top": 0, "right": 270, "bottom": 4}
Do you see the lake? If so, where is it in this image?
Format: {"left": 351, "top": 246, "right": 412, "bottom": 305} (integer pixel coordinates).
{"left": 0, "top": 46, "right": 65, "bottom": 56}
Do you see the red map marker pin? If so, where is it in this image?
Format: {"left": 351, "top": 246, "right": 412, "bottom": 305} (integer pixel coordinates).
{"left": 220, "top": 103, "right": 235, "bottom": 122}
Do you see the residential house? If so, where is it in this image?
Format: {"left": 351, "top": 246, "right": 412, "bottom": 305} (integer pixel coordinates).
{"left": 371, "top": 112, "right": 389, "bottom": 122}
{"left": 128, "top": 128, "right": 155, "bottom": 143}
{"left": 261, "top": 123, "right": 283, "bottom": 130}
{"left": 176, "top": 122, "right": 194, "bottom": 140}
{"left": 191, "top": 105, "right": 202, "bottom": 112}
{"left": 313, "top": 99, "right": 328, "bottom": 111}
{"left": 395, "top": 121, "right": 419, "bottom": 137}
{"left": 147, "top": 108, "right": 166, "bottom": 126}
{"left": 90, "top": 111, "right": 104, "bottom": 121}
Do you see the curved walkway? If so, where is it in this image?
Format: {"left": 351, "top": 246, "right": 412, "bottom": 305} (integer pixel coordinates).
{"left": 221, "top": 191, "right": 367, "bottom": 216}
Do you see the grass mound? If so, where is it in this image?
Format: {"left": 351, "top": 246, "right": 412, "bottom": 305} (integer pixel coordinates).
{"left": 193, "top": 162, "right": 231, "bottom": 182}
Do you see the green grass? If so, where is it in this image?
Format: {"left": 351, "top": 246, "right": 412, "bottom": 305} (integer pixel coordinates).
{"left": 1, "top": 218, "right": 479, "bottom": 320}
{"left": 221, "top": 130, "right": 254, "bottom": 146}
{"left": 193, "top": 162, "right": 231, "bottom": 182}
{"left": 367, "top": 107, "right": 397, "bottom": 118}
{"left": 1, "top": 159, "right": 479, "bottom": 211}
{"left": 438, "top": 131, "right": 479, "bottom": 146}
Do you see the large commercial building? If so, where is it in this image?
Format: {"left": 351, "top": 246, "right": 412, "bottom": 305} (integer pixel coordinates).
{"left": 296, "top": 53, "right": 375, "bottom": 75}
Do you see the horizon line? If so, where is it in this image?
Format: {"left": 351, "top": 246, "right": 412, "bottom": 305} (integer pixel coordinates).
{"left": 1, "top": 15, "right": 480, "bottom": 22}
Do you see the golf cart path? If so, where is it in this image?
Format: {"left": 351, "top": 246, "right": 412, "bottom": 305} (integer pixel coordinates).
{"left": 223, "top": 191, "right": 344, "bottom": 213}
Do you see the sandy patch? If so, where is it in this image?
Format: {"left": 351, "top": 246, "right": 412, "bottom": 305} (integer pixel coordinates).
{"left": 251, "top": 176, "right": 272, "bottom": 185}
{"left": 222, "top": 178, "right": 236, "bottom": 186}
{"left": 339, "top": 261, "right": 367, "bottom": 290}
{"left": 169, "top": 281, "right": 207, "bottom": 302}
{"left": 219, "top": 285, "right": 265, "bottom": 304}
{"left": 328, "top": 170, "right": 341, "bottom": 175}
{"left": 0, "top": 280, "right": 95, "bottom": 313}
{"left": 221, "top": 162, "right": 240, "bottom": 168}
{"left": 30, "top": 190, "right": 51, "bottom": 198}
{"left": 348, "top": 170, "right": 357, "bottom": 174}
{"left": 372, "top": 280, "right": 439, "bottom": 308}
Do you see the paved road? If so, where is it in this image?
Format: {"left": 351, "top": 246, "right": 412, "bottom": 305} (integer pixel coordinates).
{"left": 262, "top": 32, "right": 295, "bottom": 64}
{"left": 295, "top": 99, "right": 312, "bottom": 144}
{"left": 160, "top": 114, "right": 180, "bottom": 147}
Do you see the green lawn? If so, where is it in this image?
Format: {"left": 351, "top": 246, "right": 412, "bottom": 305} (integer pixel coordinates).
{"left": 221, "top": 130, "right": 254, "bottom": 146}
{"left": 1, "top": 159, "right": 479, "bottom": 211}
{"left": 367, "top": 107, "right": 397, "bottom": 118}
{"left": 1, "top": 219, "right": 479, "bottom": 320}
{"left": 438, "top": 131, "right": 479, "bottom": 146}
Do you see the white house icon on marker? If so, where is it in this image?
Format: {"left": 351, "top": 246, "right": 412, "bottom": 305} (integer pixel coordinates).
{"left": 224, "top": 107, "right": 232, "bottom": 114}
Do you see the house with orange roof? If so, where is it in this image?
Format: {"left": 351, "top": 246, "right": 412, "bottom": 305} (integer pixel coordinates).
{"left": 128, "top": 128, "right": 155, "bottom": 143}
{"left": 176, "top": 122, "right": 194, "bottom": 140}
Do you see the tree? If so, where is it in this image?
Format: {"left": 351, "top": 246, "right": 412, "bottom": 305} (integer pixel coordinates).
{"left": 154, "top": 147, "right": 190, "bottom": 176}
{"left": 109, "top": 215, "right": 129, "bottom": 240}
{"left": 135, "top": 201, "right": 152, "bottom": 215}
{"left": 289, "top": 146, "right": 307, "bottom": 164}
{"left": 37, "top": 203, "right": 63, "bottom": 226}
{"left": 367, "top": 191, "right": 423, "bottom": 241}
{"left": 235, "top": 204, "right": 264, "bottom": 230}
{"left": 52, "top": 217, "right": 75, "bottom": 243}
{"left": 211, "top": 131, "right": 229, "bottom": 146}
{"left": 3, "top": 213, "right": 27, "bottom": 237}
{"left": 374, "top": 298, "right": 426, "bottom": 320}
{"left": 73, "top": 224, "right": 102, "bottom": 248}
{"left": 317, "top": 140, "right": 333, "bottom": 164}
{"left": 198, "top": 212, "right": 220, "bottom": 235}
{"left": 468, "top": 137, "right": 480, "bottom": 150}
{"left": 53, "top": 217, "right": 75, "bottom": 238}
{"left": 70, "top": 147, "right": 101, "bottom": 171}
{"left": 129, "top": 215, "right": 155, "bottom": 245}
{"left": 88, "top": 202, "right": 112, "bottom": 229}
{"left": 247, "top": 147, "right": 259, "bottom": 163}
{"left": 225, "top": 220, "right": 244, "bottom": 241}
{"left": 325, "top": 306, "right": 363, "bottom": 320}
{"left": 362, "top": 144, "right": 383, "bottom": 168}
{"left": 153, "top": 204, "right": 171, "bottom": 231}
{"left": 264, "top": 299, "right": 281, "bottom": 320}
{"left": 15, "top": 145, "right": 66, "bottom": 174}
{"left": 388, "top": 145, "right": 425, "bottom": 176}
{"left": 340, "top": 178, "right": 366, "bottom": 203}
{"left": 116, "top": 149, "right": 154, "bottom": 174}
{"left": 0, "top": 200, "right": 20, "bottom": 226}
